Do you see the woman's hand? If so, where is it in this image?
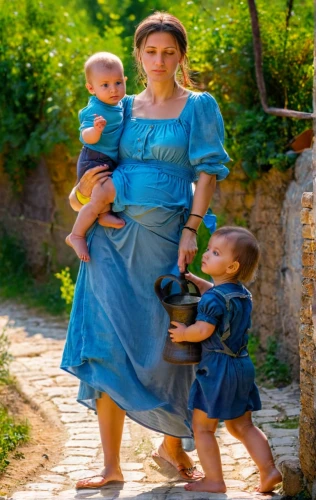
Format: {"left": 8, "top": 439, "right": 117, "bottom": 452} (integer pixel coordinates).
{"left": 177, "top": 229, "right": 198, "bottom": 273}
{"left": 78, "top": 165, "right": 112, "bottom": 198}
{"left": 69, "top": 165, "right": 112, "bottom": 211}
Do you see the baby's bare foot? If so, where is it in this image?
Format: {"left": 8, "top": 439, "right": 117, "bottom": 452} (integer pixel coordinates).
{"left": 98, "top": 212, "right": 125, "bottom": 229}
{"left": 66, "top": 234, "right": 90, "bottom": 262}
{"left": 256, "top": 467, "right": 282, "bottom": 492}
{"left": 184, "top": 478, "right": 226, "bottom": 493}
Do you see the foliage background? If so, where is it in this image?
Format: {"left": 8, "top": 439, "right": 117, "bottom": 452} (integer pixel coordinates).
{"left": 0, "top": 0, "right": 313, "bottom": 191}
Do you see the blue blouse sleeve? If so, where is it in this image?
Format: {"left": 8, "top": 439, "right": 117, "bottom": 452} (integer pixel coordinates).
{"left": 188, "top": 92, "right": 230, "bottom": 181}
{"left": 196, "top": 291, "right": 225, "bottom": 325}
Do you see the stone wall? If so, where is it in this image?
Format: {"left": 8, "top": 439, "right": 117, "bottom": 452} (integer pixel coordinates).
{"left": 299, "top": 191, "right": 316, "bottom": 497}
{"left": 0, "top": 146, "right": 78, "bottom": 275}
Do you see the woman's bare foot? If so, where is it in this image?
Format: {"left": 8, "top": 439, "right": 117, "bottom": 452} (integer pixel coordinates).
{"left": 152, "top": 438, "right": 203, "bottom": 481}
{"left": 65, "top": 233, "right": 90, "bottom": 262}
{"left": 76, "top": 466, "right": 124, "bottom": 490}
{"left": 256, "top": 467, "right": 282, "bottom": 492}
{"left": 184, "top": 478, "right": 227, "bottom": 493}
{"left": 98, "top": 212, "right": 125, "bottom": 229}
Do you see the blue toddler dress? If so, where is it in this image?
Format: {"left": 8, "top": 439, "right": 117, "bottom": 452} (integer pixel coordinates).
{"left": 61, "top": 92, "right": 230, "bottom": 437}
{"left": 188, "top": 283, "right": 262, "bottom": 420}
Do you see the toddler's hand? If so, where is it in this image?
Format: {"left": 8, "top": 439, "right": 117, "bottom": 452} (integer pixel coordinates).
{"left": 168, "top": 321, "right": 187, "bottom": 342}
{"left": 93, "top": 115, "right": 107, "bottom": 132}
{"left": 185, "top": 271, "right": 198, "bottom": 283}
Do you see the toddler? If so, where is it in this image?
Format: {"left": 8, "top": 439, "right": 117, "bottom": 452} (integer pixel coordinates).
{"left": 66, "top": 52, "right": 126, "bottom": 262}
{"left": 169, "top": 226, "right": 282, "bottom": 493}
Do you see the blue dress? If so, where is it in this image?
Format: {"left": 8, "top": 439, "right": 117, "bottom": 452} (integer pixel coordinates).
{"left": 188, "top": 283, "right": 262, "bottom": 420}
{"left": 61, "top": 92, "right": 230, "bottom": 438}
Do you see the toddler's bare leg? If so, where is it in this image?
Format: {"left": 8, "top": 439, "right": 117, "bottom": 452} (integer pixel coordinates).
{"left": 66, "top": 197, "right": 108, "bottom": 261}
{"left": 184, "top": 409, "right": 226, "bottom": 493}
{"left": 225, "top": 411, "right": 282, "bottom": 492}
{"left": 66, "top": 179, "right": 123, "bottom": 261}
{"left": 91, "top": 179, "right": 125, "bottom": 229}
{"left": 98, "top": 206, "right": 125, "bottom": 229}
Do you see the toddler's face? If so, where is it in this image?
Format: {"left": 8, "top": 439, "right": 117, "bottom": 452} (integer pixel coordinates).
{"left": 201, "top": 235, "right": 236, "bottom": 278}
{"left": 86, "top": 64, "right": 126, "bottom": 105}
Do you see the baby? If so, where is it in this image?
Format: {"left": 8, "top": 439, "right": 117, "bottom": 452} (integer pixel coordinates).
{"left": 66, "top": 52, "right": 126, "bottom": 261}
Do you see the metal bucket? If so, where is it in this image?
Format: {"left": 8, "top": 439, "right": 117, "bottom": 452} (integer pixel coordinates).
{"left": 154, "top": 274, "right": 202, "bottom": 365}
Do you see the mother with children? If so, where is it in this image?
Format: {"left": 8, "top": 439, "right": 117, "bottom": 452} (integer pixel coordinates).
{"left": 61, "top": 11, "right": 282, "bottom": 494}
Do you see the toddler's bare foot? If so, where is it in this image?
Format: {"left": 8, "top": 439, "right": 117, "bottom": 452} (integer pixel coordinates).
{"left": 184, "top": 478, "right": 227, "bottom": 493}
{"left": 98, "top": 212, "right": 125, "bottom": 229}
{"left": 66, "top": 233, "right": 90, "bottom": 262}
{"left": 256, "top": 467, "right": 282, "bottom": 492}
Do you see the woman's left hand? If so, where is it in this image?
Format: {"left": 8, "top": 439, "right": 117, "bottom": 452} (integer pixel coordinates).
{"left": 178, "top": 230, "right": 198, "bottom": 273}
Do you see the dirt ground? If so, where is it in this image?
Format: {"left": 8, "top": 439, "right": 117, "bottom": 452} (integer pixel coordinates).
{"left": 0, "top": 384, "right": 172, "bottom": 497}
{"left": 0, "top": 384, "right": 66, "bottom": 497}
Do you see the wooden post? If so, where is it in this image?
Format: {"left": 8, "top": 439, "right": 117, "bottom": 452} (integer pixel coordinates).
{"left": 314, "top": 1, "right": 316, "bottom": 227}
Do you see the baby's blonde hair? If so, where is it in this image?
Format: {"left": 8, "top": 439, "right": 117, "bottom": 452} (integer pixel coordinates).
{"left": 84, "top": 52, "right": 123, "bottom": 83}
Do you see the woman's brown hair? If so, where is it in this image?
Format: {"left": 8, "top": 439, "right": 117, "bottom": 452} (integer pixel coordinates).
{"left": 134, "top": 12, "right": 192, "bottom": 88}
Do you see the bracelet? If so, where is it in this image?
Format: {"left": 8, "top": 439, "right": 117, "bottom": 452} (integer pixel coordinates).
{"left": 189, "top": 213, "right": 204, "bottom": 219}
{"left": 183, "top": 226, "right": 198, "bottom": 235}
{"left": 75, "top": 188, "right": 91, "bottom": 205}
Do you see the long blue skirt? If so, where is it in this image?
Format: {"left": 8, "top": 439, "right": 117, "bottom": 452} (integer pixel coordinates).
{"left": 61, "top": 207, "right": 195, "bottom": 438}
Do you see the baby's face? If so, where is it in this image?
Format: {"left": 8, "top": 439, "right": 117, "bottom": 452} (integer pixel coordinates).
{"left": 86, "top": 64, "right": 126, "bottom": 105}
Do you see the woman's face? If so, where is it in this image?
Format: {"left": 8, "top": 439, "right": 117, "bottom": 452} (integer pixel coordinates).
{"left": 140, "top": 32, "right": 183, "bottom": 84}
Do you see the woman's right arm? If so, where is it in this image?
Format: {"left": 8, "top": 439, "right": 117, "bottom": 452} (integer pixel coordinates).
{"left": 69, "top": 165, "right": 112, "bottom": 212}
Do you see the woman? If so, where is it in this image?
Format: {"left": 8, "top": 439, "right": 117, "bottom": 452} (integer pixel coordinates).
{"left": 61, "top": 12, "right": 230, "bottom": 489}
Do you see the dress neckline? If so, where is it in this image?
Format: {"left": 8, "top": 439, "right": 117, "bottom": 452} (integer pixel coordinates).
{"left": 129, "top": 92, "right": 192, "bottom": 123}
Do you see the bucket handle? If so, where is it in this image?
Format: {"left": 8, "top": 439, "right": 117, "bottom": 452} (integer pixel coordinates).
{"left": 154, "top": 274, "right": 200, "bottom": 302}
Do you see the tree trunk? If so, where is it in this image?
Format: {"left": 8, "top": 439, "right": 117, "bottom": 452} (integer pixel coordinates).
{"left": 247, "top": 0, "right": 313, "bottom": 120}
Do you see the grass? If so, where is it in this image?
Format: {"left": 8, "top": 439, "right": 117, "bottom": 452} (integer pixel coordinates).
{"left": 0, "top": 228, "right": 77, "bottom": 316}
{"left": 272, "top": 416, "right": 299, "bottom": 429}
{"left": 248, "top": 333, "right": 292, "bottom": 388}
{"left": 0, "top": 331, "right": 29, "bottom": 474}
{"left": 0, "top": 405, "right": 29, "bottom": 474}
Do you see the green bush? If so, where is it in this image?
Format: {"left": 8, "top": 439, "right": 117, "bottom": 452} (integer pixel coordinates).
{"left": 247, "top": 333, "right": 292, "bottom": 387}
{"left": 55, "top": 267, "right": 75, "bottom": 314}
{"left": 0, "top": 228, "right": 74, "bottom": 315}
{"left": 0, "top": 406, "right": 29, "bottom": 474}
{"left": 1, "top": 0, "right": 312, "bottom": 188}
{"left": 0, "top": 0, "right": 125, "bottom": 190}
{"left": 171, "top": 0, "right": 313, "bottom": 178}
{"left": 260, "top": 336, "right": 292, "bottom": 387}
{"left": 0, "top": 330, "right": 29, "bottom": 474}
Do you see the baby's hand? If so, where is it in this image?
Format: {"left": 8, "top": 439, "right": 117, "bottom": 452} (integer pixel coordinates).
{"left": 168, "top": 321, "right": 187, "bottom": 343}
{"left": 93, "top": 115, "right": 107, "bottom": 132}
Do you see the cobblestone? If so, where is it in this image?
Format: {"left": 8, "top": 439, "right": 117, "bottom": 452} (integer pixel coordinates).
{"left": 1, "top": 302, "right": 301, "bottom": 499}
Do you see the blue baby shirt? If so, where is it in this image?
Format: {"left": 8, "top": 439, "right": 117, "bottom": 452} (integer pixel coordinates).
{"left": 79, "top": 95, "right": 125, "bottom": 162}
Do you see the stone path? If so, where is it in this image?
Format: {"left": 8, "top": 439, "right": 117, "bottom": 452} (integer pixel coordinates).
{"left": 0, "top": 302, "right": 301, "bottom": 500}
